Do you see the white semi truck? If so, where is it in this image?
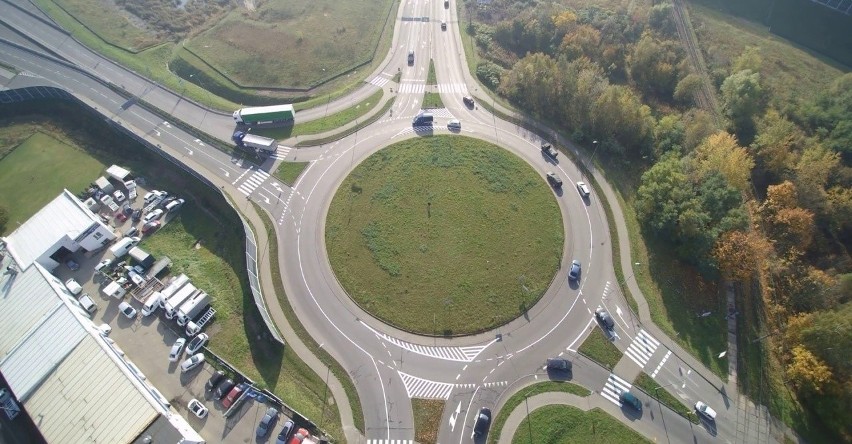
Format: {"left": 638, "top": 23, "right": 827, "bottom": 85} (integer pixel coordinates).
{"left": 176, "top": 292, "right": 210, "bottom": 327}
{"left": 163, "top": 283, "right": 198, "bottom": 319}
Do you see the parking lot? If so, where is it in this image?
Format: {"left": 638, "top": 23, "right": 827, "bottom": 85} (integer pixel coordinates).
{"left": 53, "top": 178, "right": 296, "bottom": 444}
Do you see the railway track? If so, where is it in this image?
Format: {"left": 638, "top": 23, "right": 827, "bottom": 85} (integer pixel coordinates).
{"left": 671, "top": 0, "right": 722, "bottom": 125}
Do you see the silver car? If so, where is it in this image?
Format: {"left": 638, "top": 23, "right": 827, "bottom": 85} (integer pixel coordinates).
{"left": 180, "top": 353, "right": 205, "bottom": 373}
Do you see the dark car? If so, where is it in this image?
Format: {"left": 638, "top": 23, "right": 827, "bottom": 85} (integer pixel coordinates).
{"left": 595, "top": 307, "right": 616, "bottom": 337}
{"left": 473, "top": 407, "right": 491, "bottom": 438}
{"left": 546, "top": 357, "right": 572, "bottom": 372}
{"left": 568, "top": 260, "right": 581, "bottom": 281}
{"left": 276, "top": 420, "right": 295, "bottom": 444}
{"left": 205, "top": 370, "right": 225, "bottom": 392}
{"left": 546, "top": 172, "right": 563, "bottom": 188}
{"left": 463, "top": 96, "right": 475, "bottom": 107}
{"left": 214, "top": 378, "right": 235, "bottom": 400}
{"left": 64, "top": 258, "right": 80, "bottom": 271}
{"left": 257, "top": 407, "right": 279, "bottom": 438}
{"left": 132, "top": 209, "right": 143, "bottom": 221}
{"left": 541, "top": 142, "right": 558, "bottom": 159}
{"left": 122, "top": 206, "right": 133, "bottom": 216}
{"left": 441, "top": 21, "right": 447, "bottom": 30}
{"left": 620, "top": 391, "right": 642, "bottom": 411}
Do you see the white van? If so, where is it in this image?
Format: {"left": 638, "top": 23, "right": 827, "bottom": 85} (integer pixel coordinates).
{"left": 165, "top": 198, "right": 185, "bottom": 212}
{"left": 109, "top": 236, "right": 141, "bottom": 259}
{"left": 141, "top": 292, "right": 163, "bottom": 317}
{"left": 77, "top": 293, "right": 97, "bottom": 314}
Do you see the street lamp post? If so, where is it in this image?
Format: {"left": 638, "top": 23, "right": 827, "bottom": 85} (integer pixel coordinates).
{"left": 589, "top": 140, "right": 600, "bottom": 167}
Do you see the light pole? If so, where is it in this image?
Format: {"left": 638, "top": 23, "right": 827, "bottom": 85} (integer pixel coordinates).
{"left": 589, "top": 140, "right": 600, "bottom": 167}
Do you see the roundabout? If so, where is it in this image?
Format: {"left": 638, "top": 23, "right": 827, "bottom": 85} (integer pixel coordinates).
{"left": 325, "top": 136, "right": 564, "bottom": 335}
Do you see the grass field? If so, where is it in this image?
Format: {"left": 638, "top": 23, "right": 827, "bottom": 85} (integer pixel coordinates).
{"left": 422, "top": 92, "right": 445, "bottom": 109}
{"left": 413, "top": 399, "right": 444, "bottom": 444}
{"left": 513, "top": 405, "right": 651, "bottom": 444}
{"left": 428, "top": 59, "right": 437, "bottom": 85}
{"left": 296, "top": 97, "right": 395, "bottom": 147}
{"left": 325, "top": 136, "right": 564, "bottom": 335}
{"left": 632, "top": 373, "right": 698, "bottom": 423}
{"left": 488, "top": 381, "right": 590, "bottom": 444}
{"left": 275, "top": 162, "right": 310, "bottom": 186}
{"left": 51, "top": 0, "right": 161, "bottom": 51}
{"left": 256, "top": 90, "right": 384, "bottom": 140}
{"left": 0, "top": 131, "right": 105, "bottom": 234}
{"left": 578, "top": 328, "right": 622, "bottom": 370}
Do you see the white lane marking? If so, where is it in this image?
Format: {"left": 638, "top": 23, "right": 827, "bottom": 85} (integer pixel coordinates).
{"left": 399, "top": 371, "right": 454, "bottom": 399}
{"left": 601, "top": 373, "right": 632, "bottom": 406}
{"left": 361, "top": 321, "right": 496, "bottom": 362}
{"left": 651, "top": 350, "right": 672, "bottom": 378}
{"left": 624, "top": 329, "right": 661, "bottom": 368}
{"left": 567, "top": 317, "right": 597, "bottom": 352}
{"left": 449, "top": 401, "right": 461, "bottom": 431}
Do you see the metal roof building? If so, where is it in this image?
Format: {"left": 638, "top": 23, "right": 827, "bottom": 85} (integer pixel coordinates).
{"left": 0, "top": 250, "right": 202, "bottom": 443}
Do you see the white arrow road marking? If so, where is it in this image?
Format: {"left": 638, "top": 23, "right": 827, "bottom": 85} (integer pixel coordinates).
{"left": 153, "top": 130, "right": 160, "bottom": 136}
{"left": 257, "top": 192, "right": 271, "bottom": 204}
{"left": 449, "top": 401, "right": 461, "bottom": 431}
{"left": 220, "top": 168, "right": 230, "bottom": 178}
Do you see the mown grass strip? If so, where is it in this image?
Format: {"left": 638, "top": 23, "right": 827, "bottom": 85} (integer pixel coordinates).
{"left": 488, "top": 381, "right": 590, "bottom": 444}
{"left": 422, "top": 91, "right": 444, "bottom": 109}
{"left": 296, "top": 97, "right": 394, "bottom": 147}
{"left": 253, "top": 203, "right": 365, "bottom": 433}
{"left": 578, "top": 328, "right": 622, "bottom": 370}
{"left": 255, "top": 90, "right": 384, "bottom": 140}
{"left": 513, "top": 405, "right": 652, "bottom": 444}
{"left": 632, "top": 373, "right": 699, "bottom": 423}
{"left": 427, "top": 59, "right": 437, "bottom": 85}
{"left": 275, "top": 162, "right": 310, "bottom": 187}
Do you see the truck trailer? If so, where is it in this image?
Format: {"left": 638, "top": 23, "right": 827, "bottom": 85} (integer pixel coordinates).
{"left": 163, "top": 283, "right": 198, "bottom": 319}
{"left": 185, "top": 306, "right": 216, "bottom": 337}
{"left": 232, "top": 104, "right": 295, "bottom": 126}
{"left": 158, "top": 273, "right": 189, "bottom": 307}
{"left": 232, "top": 131, "right": 277, "bottom": 156}
{"left": 176, "top": 292, "right": 210, "bottom": 326}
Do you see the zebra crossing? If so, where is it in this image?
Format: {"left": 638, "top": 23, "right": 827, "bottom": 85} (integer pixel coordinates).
{"left": 269, "top": 145, "right": 291, "bottom": 160}
{"left": 368, "top": 74, "right": 392, "bottom": 88}
{"left": 235, "top": 168, "right": 270, "bottom": 196}
{"left": 366, "top": 440, "right": 413, "bottom": 444}
{"left": 397, "top": 83, "right": 468, "bottom": 94}
{"left": 399, "top": 371, "right": 454, "bottom": 399}
{"left": 601, "top": 373, "right": 632, "bottom": 406}
{"left": 624, "top": 329, "right": 661, "bottom": 369}
{"left": 364, "top": 322, "right": 493, "bottom": 362}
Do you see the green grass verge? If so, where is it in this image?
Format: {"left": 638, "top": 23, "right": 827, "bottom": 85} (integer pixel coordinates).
{"left": 254, "top": 203, "right": 365, "bottom": 434}
{"left": 0, "top": 131, "right": 105, "bottom": 234}
{"left": 427, "top": 59, "right": 437, "bottom": 85}
{"left": 488, "top": 381, "right": 591, "bottom": 444}
{"left": 275, "top": 162, "right": 310, "bottom": 187}
{"left": 296, "top": 97, "right": 394, "bottom": 147}
{"left": 51, "top": 0, "right": 160, "bottom": 51}
{"left": 578, "top": 328, "right": 622, "bottom": 370}
{"left": 513, "top": 405, "right": 652, "bottom": 444}
{"left": 393, "top": 71, "right": 402, "bottom": 83}
{"left": 422, "top": 91, "right": 445, "bottom": 109}
{"left": 255, "top": 90, "right": 384, "bottom": 140}
{"left": 325, "top": 136, "right": 564, "bottom": 335}
{"left": 632, "top": 373, "right": 698, "bottom": 423}
{"left": 412, "top": 399, "right": 444, "bottom": 444}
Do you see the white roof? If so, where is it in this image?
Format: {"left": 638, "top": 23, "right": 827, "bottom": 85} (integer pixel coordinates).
{"left": 0, "top": 265, "right": 67, "bottom": 356}
{"left": 4, "top": 189, "right": 102, "bottom": 268}
{"left": 105, "top": 164, "right": 131, "bottom": 180}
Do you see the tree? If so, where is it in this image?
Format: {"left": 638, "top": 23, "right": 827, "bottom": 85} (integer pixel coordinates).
{"left": 559, "top": 24, "right": 601, "bottom": 60}
{"left": 732, "top": 46, "right": 763, "bottom": 74}
{"left": 713, "top": 230, "right": 772, "bottom": 282}
{"left": 760, "top": 181, "right": 816, "bottom": 253}
{"left": 628, "top": 32, "right": 682, "bottom": 98}
{"left": 721, "top": 69, "right": 766, "bottom": 140}
{"left": 692, "top": 131, "right": 755, "bottom": 192}
{"left": 752, "top": 109, "right": 804, "bottom": 177}
{"left": 636, "top": 154, "right": 692, "bottom": 234}
{"left": 654, "top": 114, "right": 685, "bottom": 158}
{"left": 787, "top": 345, "right": 833, "bottom": 394}
{"left": 673, "top": 73, "right": 703, "bottom": 105}
{"left": 590, "top": 84, "right": 655, "bottom": 155}
{"left": 682, "top": 109, "right": 718, "bottom": 151}
{"left": 798, "top": 302, "right": 852, "bottom": 375}
{"left": 648, "top": 3, "right": 676, "bottom": 36}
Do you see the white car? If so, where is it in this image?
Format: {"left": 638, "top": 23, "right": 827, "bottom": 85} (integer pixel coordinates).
{"left": 188, "top": 399, "right": 208, "bottom": 419}
{"left": 128, "top": 270, "right": 145, "bottom": 286}
{"left": 94, "top": 258, "right": 112, "bottom": 272}
{"left": 695, "top": 401, "right": 717, "bottom": 420}
{"left": 187, "top": 333, "right": 208, "bottom": 355}
{"left": 118, "top": 301, "right": 137, "bottom": 319}
{"left": 180, "top": 353, "right": 205, "bottom": 373}
{"left": 143, "top": 209, "right": 164, "bottom": 223}
{"left": 576, "top": 181, "right": 591, "bottom": 198}
{"left": 143, "top": 190, "right": 160, "bottom": 204}
{"left": 169, "top": 338, "right": 187, "bottom": 362}
{"left": 447, "top": 119, "right": 461, "bottom": 130}
{"left": 113, "top": 190, "right": 126, "bottom": 203}
{"left": 65, "top": 278, "right": 83, "bottom": 296}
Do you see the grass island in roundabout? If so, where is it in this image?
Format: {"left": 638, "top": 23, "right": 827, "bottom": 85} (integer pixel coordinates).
{"left": 325, "top": 135, "right": 565, "bottom": 335}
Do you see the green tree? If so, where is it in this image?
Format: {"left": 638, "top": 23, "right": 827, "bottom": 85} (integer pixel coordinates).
{"left": 636, "top": 154, "right": 692, "bottom": 234}
{"left": 590, "top": 84, "right": 655, "bottom": 155}
{"left": 692, "top": 131, "right": 755, "bottom": 192}
{"left": 648, "top": 3, "right": 676, "bottom": 36}
{"left": 673, "top": 73, "right": 703, "bottom": 105}
{"left": 628, "top": 32, "right": 682, "bottom": 98}
{"left": 683, "top": 109, "right": 718, "bottom": 151}
{"left": 654, "top": 114, "right": 685, "bottom": 158}
{"left": 732, "top": 46, "right": 763, "bottom": 74}
{"left": 721, "top": 69, "right": 766, "bottom": 141}
{"left": 752, "top": 109, "right": 804, "bottom": 177}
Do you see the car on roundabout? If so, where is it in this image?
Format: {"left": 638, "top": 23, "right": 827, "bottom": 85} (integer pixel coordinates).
{"left": 546, "top": 172, "right": 563, "bottom": 188}
{"left": 595, "top": 307, "right": 616, "bottom": 338}
{"left": 472, "top": 407, "right": 491, "bottom": 438}
{"left": 568, "top": 260, "right": 581, "bottom": 281}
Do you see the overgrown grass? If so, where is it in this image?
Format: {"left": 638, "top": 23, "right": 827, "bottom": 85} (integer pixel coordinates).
{"left": 0, "top": 131, "right": 105, "bottom": 234}
{"left": 632, "top": 373, "right": 698, "bottom": 423}
{"left": 275, "top": 162, "right": 310, "bottom": 187}
{"left": 326, "top": 136, "right": 564, "bottom": 335}
{"left": 422, "top": 92, "right": 445, "bottom": 109}
{"left": 254, "top": 203, "right": 365, "bottom": 434}
{"left": 578, "top": 328, "right": 622, "bottom": 370}
{"left": 51, "top": 0, "right": 160, "bottom": 51}
{"left": 513, "top": 405, "right": 652, "bottom": 444}
{"left": 427, "top": 59, "right": 437, "bottom": 85}
{"left": 255, "top": 90, "right": 384, "bottom": 140}
{"left": 488, "top": 381, "right": 591, "bottom": 444}
{"left": 412, "top": 399, "right": 444, "bottom": 444}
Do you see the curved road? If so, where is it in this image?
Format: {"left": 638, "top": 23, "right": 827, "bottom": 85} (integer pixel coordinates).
{"left": 0, "top": 0, "right": 761, "bottom": 443}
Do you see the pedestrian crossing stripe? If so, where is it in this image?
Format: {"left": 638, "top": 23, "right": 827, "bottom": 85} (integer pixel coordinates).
{"left": 269, "top": 145, "right": 292, "bottom": 160}
{"left": 237, "top": 169, "right": 270, "bottom": 196}
{"left": 601, "top": 373, "right": 632, "bottom": 406}
{"left": 366, "top": 440, "right": 413, "bottom": 444}
{"left": 624, "top": 329, "right": 660, "bottom": 368}
{"left": 399, "top": 371, "right": 454, "bottom": 399}
{"left": 369, "top": 76, "right": 390, "bottom": 88}
{"left": 397, "top": 83, "right": 468, "bottom": 94}
{"left": 362, "top": 321, "right": 491, "bottom": 362}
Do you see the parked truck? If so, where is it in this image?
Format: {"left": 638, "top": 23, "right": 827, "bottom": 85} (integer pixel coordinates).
{"left": 232, "top": 104, "right": 295, "bottom": 126}
{"left": 158, "top": 274, "right": 189, "bottom": 308}
{"left": 163, "top": 283, "right": 198, "bottom": 319}
{"left": 176, "top": 291, "right": 210, "bottom": 327}
{"left": 185, "top": 306, "right": 216, "bottom": 337}
{"left": 232, "top": 131, "right": 277, "bottom": 156}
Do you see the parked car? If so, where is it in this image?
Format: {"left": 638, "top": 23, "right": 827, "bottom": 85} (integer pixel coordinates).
{"left": 64, "top": 258, "right": 80, "bottom": 271}
{"left": 169, "top": 338, "right": 187, "bottom": 362}
{"left": 288, "top": 428, "right": 310, "bottom": 444}
{"left": 131, "top": 208, "right": 143, "bottom": 221}
{"left": 113, "top": 190, "right": 126, "bottom": 203}
{"left": 115, "top": 212, "right": 128, "bottom": 222}
{"left": 595, "top": 307, "right": 616, "bottom": 338}
{"left": 695, "top": 401, "right": 717, "bottom": 420}
{"left": 256, "top": 407, "right": 279, "bottom": 438}
{"left": 77, "top": 293, "right": 97, "bottom": 314}
{"left": 143, "top": 208, "right": 163, "bottom": 223}
{"left": 472, "top": 407, "right": 492, "bottom": 438}
{"left": 214, "top": 378, "right": 235, "bottom": 400}
{"left": 568, "top": 260, "right": 581, "bottom": 281}
{"left": 94, "top": 258, "right": 112, "bottom": 272}
{"left": 142, "top": 220, "right": 161, "bottom": 234}
{"left": 143, "top": 190, "right": 160, "bottom": 204}
{"left": 546, "top": 357, "right": 572, "bottom": 372}
{"left": 206, "top": 370, "right": 225, "bottom": 392}
{"left": 276, "top": 420, "right": 295, "bottom": 444}
{"left": 118, "top": 301, "right": 137, "bottom": 319}
{"left": 188, "top": 399, "right": 208, "bottom": 419}
{"left": 222, "top": 383, "right": 246, "bottom": 408}
{"left": 124, "top": 226, "right": 139, "bottom": 238}
{"left": 546, "top": 172, "right": 563, "bottom": 188}
{"left": 180, "top": 353, "right": 205, "bottom": 373}
{"left": 576, "top": 181, "right": 591, "bottom": 198}
{"left": 463, "top": 96, "right": 475, "bottom": 107}
{"left": 187, "top": 333, "right": 208, "bottom": 355}
{"left": 128, "top": 270, "right": 145, "bottom": 286}
{"left": 65, "top": 278, "right": 83, "bottom": 296}
{"left": 165, "top": 198, "right": 185, "bottom": 212}
{"left": 620, "top": 391, "right": 642, "bottom": 411}
{"left": 122, "top": 206, "right": 133, "bottom": 216}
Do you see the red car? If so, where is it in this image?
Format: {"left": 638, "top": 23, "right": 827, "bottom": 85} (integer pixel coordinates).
{"left": 288, "top": 428, "right": 310, "bottom": 444}
{"left": 115, "top": 212, "right": 129, "bottom": 222}
{"left": 221, "top": 384, "right": 245, "bottom": 408}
